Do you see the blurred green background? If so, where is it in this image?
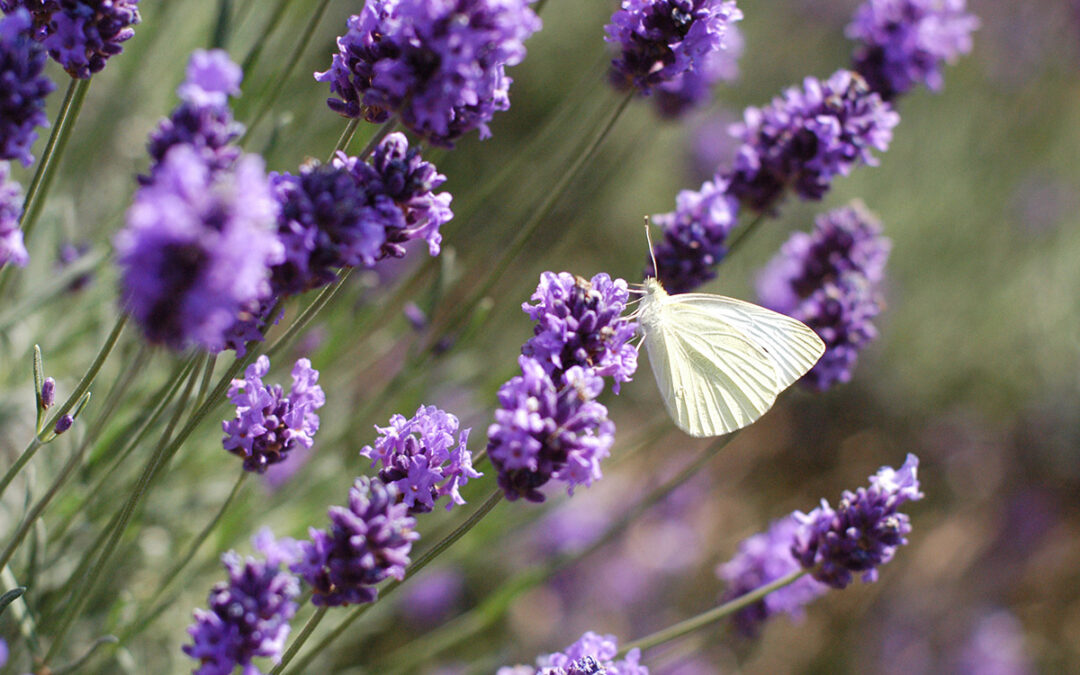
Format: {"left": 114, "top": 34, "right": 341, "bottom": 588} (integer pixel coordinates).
{"left": 1, "top": 0, "right": 1078, "bottom": 672}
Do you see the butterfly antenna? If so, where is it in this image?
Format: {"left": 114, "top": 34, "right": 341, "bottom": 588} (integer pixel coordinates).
{"left": 644, "top": 215, "right": 658, "bottom": 277}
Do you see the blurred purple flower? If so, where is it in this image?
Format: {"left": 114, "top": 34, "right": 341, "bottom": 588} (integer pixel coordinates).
{"left": 222, "top": 355, "right": 325, "bottom": 474}
{"left": 115, "top": 146, "right": 283, "bottom": 351}
{"left": 499, "top": 631, "right": 649, "bottom": 675}
{"left": 56, "top": 240, "right": 93, "bottom": 290}
{"left": 0, "top": 9, "right": 54, "bottom": 167}
{"left": 848, "top": 0, "right": 979, "bottom": 101}
{"left": 954, "top": 610, "right": 1035, "bottom": 675}
{"left": 522, "top": 272, "right": 638, "bottom": 392}
{"left": 292, "top": 476, "right": 418, "bottom": 607}
{"left": 360, "top": 405, "right": 481, "bottom": 513}
{"left": 183, "top": 529, "right": 300, "bottom": 675}
{"left": 3, "top": 0, "right": 141, "bottom": 78}
{"left": 793, "top": 453, "right": 924, "bottom": 588}
{"left": 316, "top": 0, "right": 541, "bottom": 147}
{"left": 725, "top": 70, "right": 899, "bottom": 213}
{"left": 757, "top": 202, "right": 891, "bottom": 389}
{"left": 646, "top": 177, "right": 738, "bottom": 293}
{"left": 401, "top": 567, "right": 465, "bottom": 625}
{"left": 605, "top": 0, "right": 742, "bottom": 100}
{"left": 146, "top": 49, "right": 244, "bottom": 182}
{"left": 716, "top": 515, "right": 828, "bottom": 636}
{"left": 0, "top": 162, "right": 27, "bottom": 267}
{"left": 488, "top": 357, "right": 615, "bottom": 502}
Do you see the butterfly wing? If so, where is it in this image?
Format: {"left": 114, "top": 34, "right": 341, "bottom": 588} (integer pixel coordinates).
{"left": 667, "top": 293, "right": 825, "bottom": 388}
{"left": 644, "top": 304, "right": 782, "bottom": 437}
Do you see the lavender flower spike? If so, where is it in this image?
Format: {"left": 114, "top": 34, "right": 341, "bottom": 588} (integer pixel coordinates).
{"left": 0, "top": 163, "right": 28, "bottom": 267}
{"left": 725, "top": 69, "right": 899, "bottom": 213}
{"left": 316, "top": 0, "right": 542, "bottom": 147}
{"left": 360, "top": 405, "right": 480, "bottom": 514}
{"left": 222, "top": 355, "right": 326, "bottom": 474}
{"left": 716, "top": 515, "right": 828, "bottom": 636}
{"left": 793, "top": 453, "right": 924, "bottom": 588}
{"left": 3, "top": 0, "right": 142, "bottom": 78}
{"left": 848, "top": 0, "right": 979, "bottom": 101}
{"left": 498, "top": 631, "right": 649, "bottom": 674}
{"left": 183, "top": 528, "right": 301, "bottom": 675}
{"left": 757, "top": 202, "right": 891, "bottom": 389}
{"left": 116, "top": 146, "right": 283, "bottom": 351}
{"left": 605, "top": 0, "right": 743, "bottom": 99}
{"left": 488, "top": 357, "right": 616, "bottom": 502}
{"left": 647, "top": 177, "right": 738, "bottom": 293}
{"left": 0, "top": 9, "right": 54, "bottom": 167}
{"left": 292, "top": 476, "right": 419, "bottom": 607}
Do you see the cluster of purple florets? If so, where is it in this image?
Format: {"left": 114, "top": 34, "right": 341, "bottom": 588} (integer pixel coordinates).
{"left": 1, "top": 0, "right": 141, "bottom": 78}
{"left": 222, "top": 355, "right": 325, "bottom": 474}
{"left": 847, "top": 0, "right": 978, "bottom": 101}
{"left": 0, "top": 9, "right": 53, "bottom": 167}
{"left": 647, "top": 177, "right": 737, "bottom": 292}
{"left": 717, "top": 455, "right": 922, "bottom": 635}
{"left": 757, "top": 202, "right": 891, "bottom": 389}
{"left": 498, "top": 631, "right": 649, "bottom": 675}
{"left": 292, "top": 476, "right": 419, "bottom": 607}
{"left": 726, "top": 69, "right": 899, "bottom": 213}
{"left": 184, "top": 530, "right": 300, "bottom": 675}
{"left": 605, "top": 0, "right": 742, "bottom": 114}
{"left": 360, "top": 405, "right": 480, "bottom": 514}
{"left": 651, "top": 22, "right": 742, "bottom": 118}
{"left": 0, "top": 163, "right": 27, "bottom": 268}
{"left": 488, "top": 273, "right": 638, "bottom": 502}
{"left": 317, "top": 0, "right": 541, "bottom": 147}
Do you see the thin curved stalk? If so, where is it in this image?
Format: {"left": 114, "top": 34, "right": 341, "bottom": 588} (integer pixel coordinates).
{"left": 240, "top": 0, "right": 295, "bottom": 75}
{"left": 616, "top": 569, "right": 810, "bottom": 657}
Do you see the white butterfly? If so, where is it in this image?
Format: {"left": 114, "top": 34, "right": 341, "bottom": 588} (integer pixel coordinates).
{"left": 636, "top": 275, "right": 825, "bottom": 437}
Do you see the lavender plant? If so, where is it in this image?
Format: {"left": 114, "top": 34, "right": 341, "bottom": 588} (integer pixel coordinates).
{"left": 0, "top": 0, "right": 1010, "bottom": 673}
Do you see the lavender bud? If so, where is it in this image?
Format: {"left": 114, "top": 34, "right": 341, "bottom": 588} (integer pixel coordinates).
{"left": 40, "top": 377, "right": 54, "bottom": 409}
{"left": 53, "top": 414, "right": 73, "bottom": 434}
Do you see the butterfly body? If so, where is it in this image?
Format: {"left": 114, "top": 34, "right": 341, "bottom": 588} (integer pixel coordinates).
{"left": 638, "top": 276, "right": 825, "bottom": 437}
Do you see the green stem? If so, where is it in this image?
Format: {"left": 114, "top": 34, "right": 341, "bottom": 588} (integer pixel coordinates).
{"left": 330, "top": 118, "right": 360, "bottom": 158}
{"left": 724, "top": 212, "right": 768, "bottom": 257}
{"left": 266, "top": 271, "right": 352, "bottom": 359}
{"left": 240, "top": 0, "right": 294, "bottom": 76}
{"left": 352, "top": 118, "right": 398, "bottom": 159}
{"left": 241, "top": 0, "right": 333, "bottom": 141}
{"left": 271, "top": 607, "right": 328, "bottom": 675}
{"left": 278, "top": 490, "right": 504, "bottom": 675}
{"left": 193, "top": 354, "right": 219, "bottom": 410}
{"left": 0, "top": 247, "right": 105, "bottom": 334}
{"left": 41, "top": 353, "right": 203, "bottom": 665}
{"left": 116, "top": 471, "right": 248, "bottom": 644}
{"left": 19, "top": 77, "right": 92, "bottom": 241}
{"left": 0, "top": 313, "right": 128, "bottom": 500}
{"left": 426, "top": 92, "right": 634, "bottom": 351}
{"left": 616, "top": 569, "right": 810, "bottom": 657}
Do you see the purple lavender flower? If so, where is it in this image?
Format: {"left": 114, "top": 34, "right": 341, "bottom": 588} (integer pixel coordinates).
{"left": 498, "top": 631, "right": 649, "bottom": 675}
{"left": 221, "top": 298, "right": 283, "bottom": 358}
{"left": 716, "top": 515, "right": 828, "bottom": 637}
{"left": 954, "top": 610, "right": 1035, "bottom": 675}
{"left": 0, "top": 9, "right": 53, "bottom": 167}
{"left": 316, "top": 0, "right": 542, "bottom": 147}
{"left": 292, "top": 476, "right": 419, "bottom": 607}
{"left": 756, "top": 202, "right": 891, "bottom": 389}
{"left": 0, "top": 162, "right": 28, "bottom": 267}
{"left": 605, "top": 0, "right": 742, "bottom": 100}
{"left": 646, "top": 177, "right": 738, "bottom": 293}
{"left": 652, "top": 21, "right": 742, "bottom": 118}
{"left": 848, "top": 0, "right": 979, "bottom": 101}
{"left": 269, "top": 161, "right": 385, "bottom": 295}
{"left": 725, "top": 69, "right": 899, "bottom": 213}
{"left": 359, "top": 405, "right": 480, "bottom": 514}
{"left": 335, "top": 132, "right": 453, "bottom": 259}
{"left": 222, "top": 355, "right": 325, "bottom": 474}
{"left": 184, "top": 529, "right": 300, "bottom": 675}
{"left": 792, "top": 454, "right": 924, "bottom": 589}
{"left": 146, "top": 49, "right": 244, "bottom": 181}
{"left": 488, "top": 357, "right": 615, "bottom": 502}
{"left": 521, "top": 272, "right": 638, "bottom": 392}
{"left": 3, "top": 0, "right": 141, "bottom": 79}
{"left": 115, "top": 145, "right": 284, "bottom": 351}
{"left": 401, "top": 567, "right": 465, "bottom": 625}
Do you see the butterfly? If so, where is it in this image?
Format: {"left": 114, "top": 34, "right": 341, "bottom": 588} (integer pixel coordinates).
{"left": 636, "top": 235, "right": 825, "bottom": 437}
